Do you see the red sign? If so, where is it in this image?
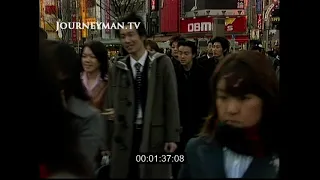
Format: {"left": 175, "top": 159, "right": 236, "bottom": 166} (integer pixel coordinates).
{"left": 160, "top": 0, "right": 179, "bottom": 33}
{"left": 151, "top": 0, "right": 156, "bottom": 10}
{"left": 45, "top": 5, "right": 56, "bottom": 15}
{"left": 105, "top": 0, "right": 111, "bottom": 33}
{"left": 180, "top": 16, "right": 247, "bottom": 33}
{"left": 86, "top": 0, "right": 95, "bottom": 8}
{"left": 71, "top": 14, "right": 77, "bottom": 42}
{"left": 257, "top": 14, "right": 262, "bottom": 30}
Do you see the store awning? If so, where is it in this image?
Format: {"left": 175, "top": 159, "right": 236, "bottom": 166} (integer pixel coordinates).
{"left": 100, "top": 39, "right": 121, "bottom": 45}
{"left": 147, "top": 36, "right": 172, "bottom": 42}
{"left": 225, "top": 35, "right": 249, "bottom": 44}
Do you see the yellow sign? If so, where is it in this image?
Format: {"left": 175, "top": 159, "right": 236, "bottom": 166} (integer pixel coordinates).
{"left": 85, "top": 18, "right": 96, "bottom": 23}
{"left": 81, "top": 0, "right": 87, "bottom": 37}
{"left": 40, "top": 0, "right": 58, "bottom": 32}
{"left": 272, "top": 17, "right": 280, "bottom": 22}
{"left": 225, "top": 18, "right": 236, "bottom": 25}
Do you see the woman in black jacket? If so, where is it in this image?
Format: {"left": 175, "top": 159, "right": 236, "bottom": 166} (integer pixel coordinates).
{"left": 179, "top": 51, "right": 280, "bottom": 179}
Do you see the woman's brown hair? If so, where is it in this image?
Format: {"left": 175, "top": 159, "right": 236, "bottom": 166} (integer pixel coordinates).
{"left": 200, "top": 51, "right": 280, "bottom": 150}
{"left": 145, "top": 40, "right": 161, "bottom": 52}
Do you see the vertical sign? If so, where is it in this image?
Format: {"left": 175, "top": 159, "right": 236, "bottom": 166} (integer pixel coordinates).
{"left": 257, "top": 14, "right": 262, "bottom": 30}
{"left": 57, "top": 0, "right": 62, "bottom": 19}
{"left": 81, "top": 0, "right": 87, "bottom": 37}
{"left": 72, "top": 14, "right": 77, "bottom": 42}
{"left": 237, "top": 0, "right": 244, "bottom": 9}
{"left": 105, "top": 0, "right": 111, "bottom": 33}
{"left": 40, "top": 0, "right": 44, "bottom": 28}
{"left": 151, "top": 0, "right": 156, "bottom": 10}
{"left": 44, "top": 0, "right": 57, "bottom": 32}
{"left": 256, "top": 0, "right": 262, "bottom": 14}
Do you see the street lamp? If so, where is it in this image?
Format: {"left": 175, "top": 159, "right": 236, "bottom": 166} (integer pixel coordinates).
{"left": 206, "top": 10, "right": 213, "bottom": 40}
{"left": 221, "top": 10, "right": 226, "bottom": 16}
{"left": 206, "top": 10, "right": 210, "bottom": 16}
{"left": 193, "top": 11, "right": 198, "bottom": 19}
{"left": 181, "top": 12, "right": 185, "bottom": 20}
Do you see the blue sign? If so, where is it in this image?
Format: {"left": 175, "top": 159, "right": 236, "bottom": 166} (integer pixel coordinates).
{"left": 256, "top": 0, "right": 262, "bottom": 14}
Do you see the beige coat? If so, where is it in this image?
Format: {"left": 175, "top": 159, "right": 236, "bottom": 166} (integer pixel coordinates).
{"left": 104, "top": 52, "right": 180, "bottom": 178}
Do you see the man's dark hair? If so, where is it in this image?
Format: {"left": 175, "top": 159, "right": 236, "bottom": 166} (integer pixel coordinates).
{"left": 115, "top": 12, "right": 147, "bottom": 38}
{"left": 39, "top": 27, "right": 48, "bottom": 40}
{"left": 170, "top": 35, "right": 186, "bottom": 46}
{"left": 211, "top": 37, "right": 230, "bottom": 56}
{"left": 177, "top": 40, "right": 197, "bottom": 55}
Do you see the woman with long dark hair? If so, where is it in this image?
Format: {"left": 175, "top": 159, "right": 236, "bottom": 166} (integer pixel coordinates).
{"left": 179, "top": 51, "right": 280, "bottom": 178}
{"left": 38, "top": 41, "right": 93, "bottom": 178}
{"left": 39, "top": 40, "right": 105, "bottom": 176}
{"left": 81, "top": 41, "right": 109, "bottom": 110}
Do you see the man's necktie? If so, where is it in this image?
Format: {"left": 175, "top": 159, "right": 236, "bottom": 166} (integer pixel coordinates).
{"left": 134, "top": 62, "right": 142, "bottom": 122}
{"left": 134, "top": 62, "right": 142, "bottom": 92}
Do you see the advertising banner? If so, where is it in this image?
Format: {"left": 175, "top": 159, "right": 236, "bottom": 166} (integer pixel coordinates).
{"left": 180, "top": 16, "right": 247, "bottom": 33}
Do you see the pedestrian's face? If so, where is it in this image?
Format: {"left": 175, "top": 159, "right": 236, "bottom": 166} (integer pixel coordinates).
{"left": 207, "top": 42, "right": 213, "bottom": 54}
{"left": 216, "top": 78, "right": 263, "bottom": 128}
{"left": 120, "top": 25, "right": 145, "bottom": 54}
{"left": 171, "top": 42, "right": 179, "bottom": 58}
{"left": 213, "top": 42, "right": 224, "bottom": 57}
{"left": 81, "top": 47, "right": 100, "bottom": 73}
{"left": 178, "top": 46, "right": 193, "bottom": 66}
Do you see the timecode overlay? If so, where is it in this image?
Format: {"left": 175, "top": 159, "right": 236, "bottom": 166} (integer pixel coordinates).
{"left": 135, "top": 153, "right": 185, "bottom": 164}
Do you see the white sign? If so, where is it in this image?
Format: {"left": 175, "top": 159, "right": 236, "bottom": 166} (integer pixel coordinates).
{"left": 264, "top": 3, "right": 275, "bottom": 21}
{"left": 226, "top": 25, "right": 233, "bottom": 31}
{"left": 187, "top": 22, "right": 212, "bottom": 32}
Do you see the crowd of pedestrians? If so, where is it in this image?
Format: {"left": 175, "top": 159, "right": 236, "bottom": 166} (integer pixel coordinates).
{"left": 38, "top": 12, "right": 280, "bottom": 179}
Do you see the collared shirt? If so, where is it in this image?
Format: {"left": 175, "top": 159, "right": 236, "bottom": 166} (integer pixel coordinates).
{"left": 223, "top": 147, "right": 253, "bottom": 178}
{"left": 129, "top": 50, "right": 148, "bottom": 121}
{"left": 81, "top": 72, "right": 101, "bottom": 96}
{"left": 130, "top": 50, "right": 148, "bottom": 78}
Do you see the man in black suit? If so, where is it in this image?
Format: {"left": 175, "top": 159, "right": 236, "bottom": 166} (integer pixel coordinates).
{"left": 198, "top": 37, "right": 230, "bottom": 79}
{"left": 169, "top": 35, "right": 186, "bottom": 73}
{"left": 198, "top": 40, "right": 214, "bottom": 64}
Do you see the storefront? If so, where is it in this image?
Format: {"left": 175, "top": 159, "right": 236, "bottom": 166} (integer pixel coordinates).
{"left": 106, "top": 44, "right": 121, "bottom": 57}
{"left": 179, "top": 16, "right": 249, "bottom": 48}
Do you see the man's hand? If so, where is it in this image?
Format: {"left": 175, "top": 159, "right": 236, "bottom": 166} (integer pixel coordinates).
{"left": 164, "top": 142, "right": 177, "bottom": 153}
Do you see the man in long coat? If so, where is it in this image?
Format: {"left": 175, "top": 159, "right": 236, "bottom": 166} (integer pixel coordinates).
{"left": 104, "top": 13, "right": 180, "bottom": 179}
